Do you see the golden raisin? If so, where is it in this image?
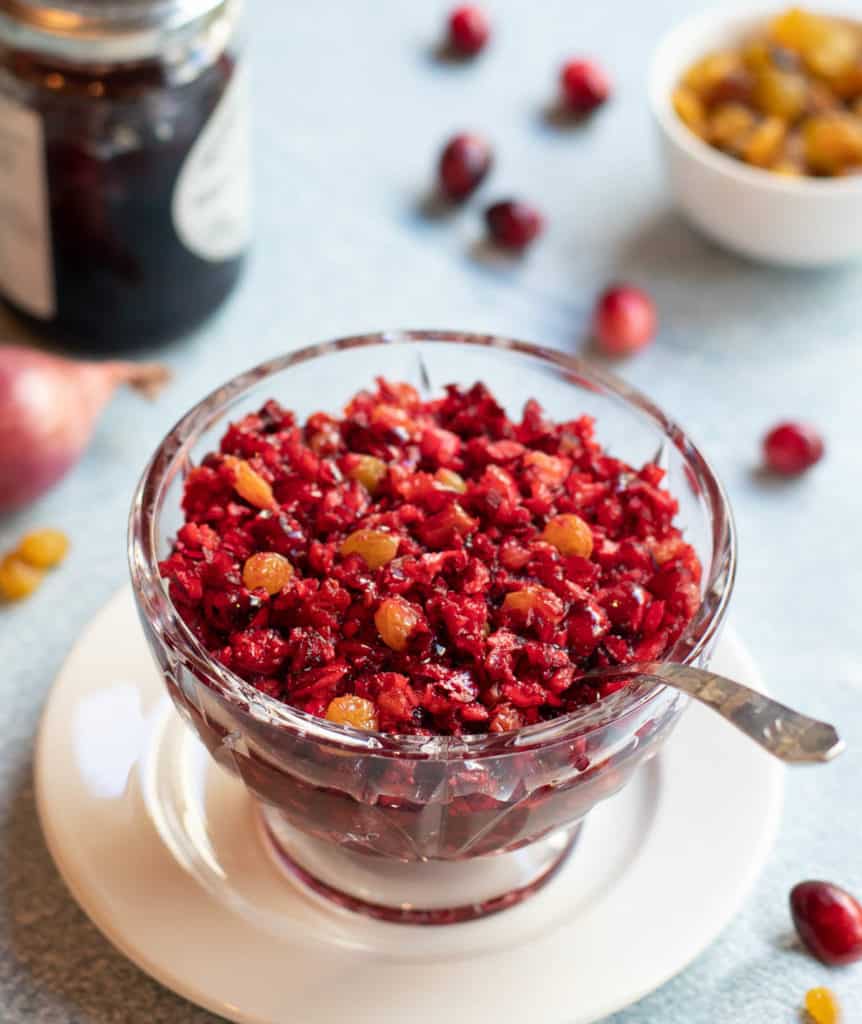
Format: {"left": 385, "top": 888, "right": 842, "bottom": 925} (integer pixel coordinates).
{"left": 225, "top": 456, "right": 277, "bottom": 511}
{"left": 542, "top": 514, "right": 594, "bottom": 559}
{"left": 683, "top": 51, "right": 741, "bottom": 95}
{"left": 804, "top": 112, "right": 862, "bottom": 172}
{"left": 754, "top": 68, "right": 808, "bottom": 119}
{"left": 772, "top": 9, "right": 859, "bottom": 78}
{"left": 709, "top": 103, "right": 757, "bottom": 152}
{"left": 672, "top": 87, "right": 708, "bottom": 137}
{"left": 242, "top": 552, "right": 293, "bottom": 595}
{"left": 503, "top": 585, "right": 565, "bottom": 623}
{"left": 375, "top": 597, "right": 421, "bottom": 651}
{"left": 0, "top": 555, "right": 45, "bottom": 602}
{"left": 805, "top": 986, "right": 841, "bottom": 1024}
{"left": 770, "top": 8, "right": 830, "bottom": 53}
{"left": 832, "top": 64, "right": 862, "bottom": 101}
{"left": 742, "top": 40, "right": 774, "bottom": 74}
{"left": 347, "top": 454, "right": 388, "bottom": 495}
{"left": 340, "top": 528, "right": 399, "bottom": 570}
{"left": 325, "top": 695, "right": 379, "bottom": 731}
{"left": 744, "top": 115, "right": 788, "bottom": 165}
{"left": 435, "top": 468, "right": 467, "bottom": 493}
{"left": 805, "top": 28, "right": 858, "bottom": 80}
{"left": 709, "top": 67, "right": 756, "bottom": 107}
{"left": 16, "top": 528, "right": 70, "bottom": 569}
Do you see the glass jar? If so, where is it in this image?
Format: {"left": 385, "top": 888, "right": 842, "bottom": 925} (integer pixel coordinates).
{"left": 0, "top": 0, "right": 249, "bottom": 351}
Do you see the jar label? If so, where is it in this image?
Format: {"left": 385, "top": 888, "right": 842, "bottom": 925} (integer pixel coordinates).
{"left": 0, "top": 95, "right": 55, "bottom": 318}
{"left": 172, "top": 69, "right": 251, "bottom": 263}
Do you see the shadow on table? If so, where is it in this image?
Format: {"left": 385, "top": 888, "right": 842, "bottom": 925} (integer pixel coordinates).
{"left": 612, "top": 207, "right": 861, "bottom": 349}
{"left": 604, "top": 936, "right": 811, "bottom": 1022}
{"left": 1, "top": 760, "right": 218, "bottom": 1023}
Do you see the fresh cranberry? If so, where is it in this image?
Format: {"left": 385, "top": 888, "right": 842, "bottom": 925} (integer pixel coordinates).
{"left": 790, "top": 881, "right": 862, "bottom": 966}
{"left": 438, "top": 134, "right": 493, "bottom": 201}
{"left": 763, "top": 422, "right": 824, "bottom": 475}
{"left": 593, "top": 284, "right": 657, "bottom": 356}
{"left": 448, "top": 5, "right": 490, "bottom": 55}
{"left": 560, "top": 59, "right": 612, "bottom": 114}
{"left": 485, "top": 200, "right": 544, "bottom": 251}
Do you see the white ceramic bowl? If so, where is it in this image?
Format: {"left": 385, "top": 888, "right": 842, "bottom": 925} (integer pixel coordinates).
{"left": 649, "top": 4, "right": 862, "bottom": 267}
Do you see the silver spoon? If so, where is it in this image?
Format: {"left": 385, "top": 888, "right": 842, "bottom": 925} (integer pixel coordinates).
{"left": 582, "top": 662, "right": 844, "bottom": 765}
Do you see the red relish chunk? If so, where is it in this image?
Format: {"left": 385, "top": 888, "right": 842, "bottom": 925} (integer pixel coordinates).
{"left": 160, "top": 380, "right": 702, "bottom": 735}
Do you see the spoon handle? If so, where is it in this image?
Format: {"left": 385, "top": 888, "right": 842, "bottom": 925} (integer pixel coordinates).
{"left": 643, "top": 663, "right": 845, "bottom": 764}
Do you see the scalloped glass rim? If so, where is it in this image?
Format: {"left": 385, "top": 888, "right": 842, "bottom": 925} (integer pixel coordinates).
{"left": 128, "top": 330, "right": 736, "bottom": 759}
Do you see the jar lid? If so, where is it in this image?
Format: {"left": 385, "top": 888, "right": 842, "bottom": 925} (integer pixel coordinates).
{"left": 0, "top": 0, "right": 234, "bottom": 61}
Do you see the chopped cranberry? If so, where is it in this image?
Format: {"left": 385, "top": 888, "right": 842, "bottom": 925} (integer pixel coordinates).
{"left": 791, "top": 881, "right": 862, "bottom": 966}
{"left": 229, "top": 628, "right": 291, "bottom": 676}
{"left": 438, "top": 133, "right": 493, "bottom": 201}
{"left": 485, "top": 200, "right": 544, "bottom": 251}
{"left": 568, "top": 599, "right": 610, "bottom": 655}
{"left": 448, "top": 5, "right": 490, "bottom": 56}
{"left": 593, "top": 284, "right": 657, "bottom": 357}
{"left": 601, "top": 582, "right": 649, "bottom": 633}
{"left": 763, "top": 422, "right": 824, "bottom": 475}
{"left": 161, "top": 378, "right": 700, "bottom": 736}
{"left": 561, "top": 59, "right": 612, "bottom": 114}
{"left": 648, "top": 563, "right": 700, "bottom": 619}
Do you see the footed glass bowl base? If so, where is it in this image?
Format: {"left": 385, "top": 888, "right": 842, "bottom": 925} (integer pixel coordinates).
{"left": 259, "top": 806, "right": 581, "bottom": 924}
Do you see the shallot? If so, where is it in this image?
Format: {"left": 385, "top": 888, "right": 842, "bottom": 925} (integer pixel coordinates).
{"left": 0, "top": 345, "right": 169, "bottom": 513}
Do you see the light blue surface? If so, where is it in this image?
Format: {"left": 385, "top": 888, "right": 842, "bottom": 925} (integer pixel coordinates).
{"left": 1, "top": 1, "right": 861, "bottom": 1021}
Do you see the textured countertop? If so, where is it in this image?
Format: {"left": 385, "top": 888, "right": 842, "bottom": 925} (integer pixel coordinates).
{"left": 1, "top": 1, "right": 861, "bottom": 1021}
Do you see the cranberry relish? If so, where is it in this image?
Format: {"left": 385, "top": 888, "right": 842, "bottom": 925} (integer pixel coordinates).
{"left": 160, "top": 379, "right": 701, "bottom": 736}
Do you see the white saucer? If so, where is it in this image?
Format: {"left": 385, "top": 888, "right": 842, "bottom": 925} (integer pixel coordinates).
{"left": 36, "top": 587, "right": 784, "bottom": 1024}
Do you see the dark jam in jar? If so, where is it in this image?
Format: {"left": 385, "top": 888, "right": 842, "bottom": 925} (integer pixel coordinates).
{"left": 0, "top": 0, "right": 249, "bottom": 351}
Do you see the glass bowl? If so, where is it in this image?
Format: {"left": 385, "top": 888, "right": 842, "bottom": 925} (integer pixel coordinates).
{"left": 129, "top": 330, "right": 735, "bottom": 924}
